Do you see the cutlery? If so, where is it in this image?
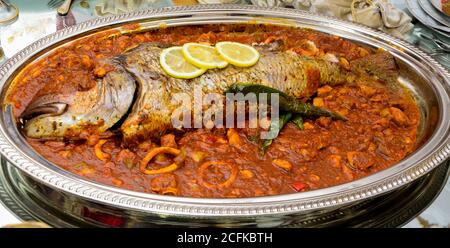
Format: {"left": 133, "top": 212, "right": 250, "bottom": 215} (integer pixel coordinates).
{"left": 417, "top": 32, "right": 450, "bottom": 53}
{"left": 47, "top": 0, "right": 64, "bottom": 9}
{"left": 57, "top": 0, "right": 73, "bottom": 16}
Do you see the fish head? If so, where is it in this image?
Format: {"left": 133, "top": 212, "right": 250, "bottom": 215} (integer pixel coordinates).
{"left": 21, "top": 60, "right": 136, "bottom": 140}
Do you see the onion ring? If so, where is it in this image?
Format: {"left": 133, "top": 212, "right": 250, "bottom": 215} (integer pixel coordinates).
{"left": 198, "top": 161, "right": 238, "bottom": 188}
{"left": 94, "top": 139, "right": 111, "bottom": 161}
{"left": 140, "top": 147, "right": 181, "bottom": 175}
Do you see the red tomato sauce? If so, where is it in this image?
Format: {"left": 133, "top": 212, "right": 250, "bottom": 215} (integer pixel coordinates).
{"left": 7, "top": 24, "right": 420, "bottom": 198}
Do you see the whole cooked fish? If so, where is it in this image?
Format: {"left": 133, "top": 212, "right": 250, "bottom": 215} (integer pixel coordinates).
{"left": 22, "top": 41, "right": 397, "bottom": 144}
{"left": 118, "top": 42, "right": 358, "bottom": 144}
{"left": 22, "top": 60, "right": 136, "bottom": 140}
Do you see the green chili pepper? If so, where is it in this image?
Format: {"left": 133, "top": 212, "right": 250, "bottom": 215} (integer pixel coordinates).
{"left": 226, "top": 83, "right": 346, "bottom": 121}
{"left": 291, "top": 114, "right": 304, "bottom": 130}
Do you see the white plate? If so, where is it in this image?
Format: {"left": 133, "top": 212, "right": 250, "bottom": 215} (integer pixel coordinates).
{"left": 430, "top": 0, "right": 450, "bottom": 17}
{"left": 407, "top": 0, "right": 450, "bottom": 37}
{"left": 419, "top": 0, "right": 450, "bottom": 27}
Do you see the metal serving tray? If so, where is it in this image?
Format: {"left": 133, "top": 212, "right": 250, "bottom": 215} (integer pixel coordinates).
{"left": 0, "top": 5, "right": 449, "bottom": 227}
{"left": 1, "top": 157, "right": 448, "bottom": 227}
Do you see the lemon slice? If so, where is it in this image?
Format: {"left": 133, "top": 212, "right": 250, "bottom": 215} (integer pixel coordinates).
{"left": 160, "top": 46, "right": 207, "bottom": 79}
{"left": 182, "top": 43, "right": 228, "bottom": 69}
{"left": 215, "top": 42, "right": 260, "bottom": 67}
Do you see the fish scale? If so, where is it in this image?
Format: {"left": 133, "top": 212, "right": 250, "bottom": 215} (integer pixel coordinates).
{"left": 120, "top": 42, "right": 350, "bottom": 145}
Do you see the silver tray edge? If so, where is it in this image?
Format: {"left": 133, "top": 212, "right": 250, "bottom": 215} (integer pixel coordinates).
{"left": 0, "top": 5, "right": 449, "bottom": 218}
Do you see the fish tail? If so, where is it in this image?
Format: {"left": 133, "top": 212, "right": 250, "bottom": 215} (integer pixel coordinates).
{"left": 316, "top": 51, "right": 398, "bottom": 87}
{"left": 350, "top": 51, "right": 399, "bottom": 84}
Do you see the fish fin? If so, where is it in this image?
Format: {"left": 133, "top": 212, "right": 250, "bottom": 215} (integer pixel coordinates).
{"left": 350, "top": 51, "right": 399, "bottom": 84}
{"left": 255, "top": 39, "right": 285, "bottom": 52}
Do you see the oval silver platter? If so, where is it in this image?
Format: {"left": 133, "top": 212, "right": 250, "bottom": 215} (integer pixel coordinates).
{"left": 1, "top": 157, "right": 448, "bottom": 227}
{"left": 0, "top": 5, "right": 450, "bottom": 227}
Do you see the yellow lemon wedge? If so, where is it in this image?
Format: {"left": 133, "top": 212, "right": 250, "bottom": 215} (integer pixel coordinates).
{"left": 160, "top": 46, "right": 207, "bottom": 79}
{"left": 182, "top": 43, "right": 228, "bottom": 69}
{"left": 215, "top": 41, "right": 260, "bottom": 67}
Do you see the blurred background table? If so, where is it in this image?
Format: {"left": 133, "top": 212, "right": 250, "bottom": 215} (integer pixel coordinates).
{"left": 0, "top": 0, "right": 448, "bottom": 228}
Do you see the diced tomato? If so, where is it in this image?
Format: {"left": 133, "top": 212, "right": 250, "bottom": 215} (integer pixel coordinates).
{"left": 292, "top": 182, "right": 309, "bottom": 192}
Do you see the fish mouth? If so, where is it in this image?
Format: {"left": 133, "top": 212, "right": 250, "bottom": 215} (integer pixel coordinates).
{"left": 19, "top": 101, "right": 68, "bottom": 136}
{"left": 20, "top": 102, "right": 68, "bottom": 122}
